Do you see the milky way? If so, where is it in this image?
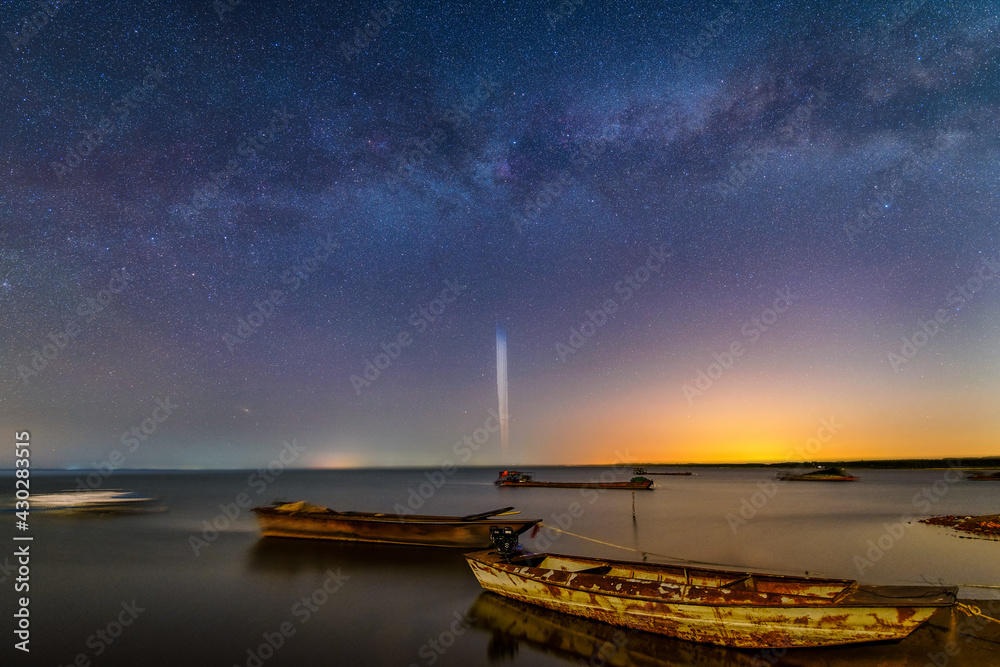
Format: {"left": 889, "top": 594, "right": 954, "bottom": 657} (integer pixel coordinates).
{"left": 2, "top": 0, "right": 998, "bottom": 467}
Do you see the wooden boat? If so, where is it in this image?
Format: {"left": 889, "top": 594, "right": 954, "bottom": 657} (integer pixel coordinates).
{"left": 776, "top": 467, "right": 857, "bottom": 482}
{"left": 495, "top": 470, "right": 653, "bottom": 489}
{"left": 966, "top": 471, "right": 1000, "bottom": 481}
{"left": 465, "top": 530, "right": 957, "bottom": 649}
{"left": 251, "top": 502, "right": 540, "bottom": 548}
{"left": 634, "top": 467, "right": 693, "bottom": 476}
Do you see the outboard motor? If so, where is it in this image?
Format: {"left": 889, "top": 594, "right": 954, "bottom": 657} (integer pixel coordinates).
{"left": 489, "top": 526, "right": 519, "bottom": 558}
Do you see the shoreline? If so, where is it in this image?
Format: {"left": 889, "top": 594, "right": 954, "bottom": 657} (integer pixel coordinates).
{"left": 921, "top": 514, "right": 1000, "bottom": 539}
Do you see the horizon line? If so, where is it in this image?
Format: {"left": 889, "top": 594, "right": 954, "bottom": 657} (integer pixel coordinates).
{"left": 6, "top": 456, "right": 998, "bottom": 473}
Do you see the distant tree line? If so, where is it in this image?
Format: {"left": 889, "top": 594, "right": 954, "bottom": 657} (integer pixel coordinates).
{"left": 630, "top": 457, "right": 1000, "bottom": 469}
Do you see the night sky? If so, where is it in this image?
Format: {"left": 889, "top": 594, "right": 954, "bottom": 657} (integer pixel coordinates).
{"left": 2, "top": 0, "right": 998, "bottom": 469}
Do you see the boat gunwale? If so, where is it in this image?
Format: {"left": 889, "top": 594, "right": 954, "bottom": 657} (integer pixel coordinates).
{"left": 475, "top": 549, "right": 854, "bottom": 584}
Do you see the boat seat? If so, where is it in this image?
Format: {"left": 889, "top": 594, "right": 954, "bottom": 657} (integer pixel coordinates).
{"left": 573, "top": 565, "right": 613, "bottom": 575}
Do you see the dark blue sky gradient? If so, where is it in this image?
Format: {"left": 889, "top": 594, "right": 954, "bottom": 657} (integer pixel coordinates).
{"left": 2, "top": 0, "right": 999, "bottom": 467}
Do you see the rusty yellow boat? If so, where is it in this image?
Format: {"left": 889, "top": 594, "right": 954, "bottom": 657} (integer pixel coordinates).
{"left": 252, "top": 502, "right": 539, "bottom": 548}
{"left": 465, "top": 531, "right": 956, "bottom": 649}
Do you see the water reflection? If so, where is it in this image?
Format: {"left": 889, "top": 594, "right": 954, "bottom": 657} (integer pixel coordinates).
{"left": 246, "top": 536, "right": 472, "bottom": 575}
{"left": 469, "top": 592, "right": 763, "bottom": 666}
{"left": 467, "top": 592, "right": 1000, "bottom": 666}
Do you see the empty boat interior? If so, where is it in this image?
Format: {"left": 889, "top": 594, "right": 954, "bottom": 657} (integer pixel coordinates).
{"left": 508, "top": 554, "right": 852, "bottom": 598}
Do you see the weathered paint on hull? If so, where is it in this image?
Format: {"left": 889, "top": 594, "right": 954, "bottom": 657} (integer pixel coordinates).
{"left": 465, "top": 551, "right": 954, "bottom": 648}
{"left": 254, "top": 511, "right": 538, "bottom": 548}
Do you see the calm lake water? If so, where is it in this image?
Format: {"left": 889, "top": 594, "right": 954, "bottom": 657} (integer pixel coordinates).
{"left": 5, "top": 467, "right": 999, "bottom": 666}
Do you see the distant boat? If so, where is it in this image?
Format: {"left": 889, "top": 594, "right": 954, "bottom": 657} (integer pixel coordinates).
{"left": 494, "top": 471, "right": 653, "bottom": 489}
{"left": 251, "top": 501, "right": 540, "bottom": 548}
{"left": 966, "top": 471, "right": 1000, "bottom": 481}
{"left": 776, "top": 467, "right": 858, "bottom": 482}
{"left": 633, "top": 467, "right": 693, "bottom": 476}
{"left": 465, "top": 530, "right": 957, "bottom": 649}
{"left": 29, "top": 489, "right": 163, "bottom": 513}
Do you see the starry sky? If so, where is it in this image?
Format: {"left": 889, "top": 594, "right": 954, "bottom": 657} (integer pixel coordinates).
{"left": 2, "top": 0, "right": 999, "bottom": 469}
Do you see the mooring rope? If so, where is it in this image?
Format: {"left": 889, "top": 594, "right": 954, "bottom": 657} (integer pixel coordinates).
{"left": 535, "top": 525, "right": 1000, "bottom": 590}
{"left": 957, "top": 603, "right": 1000, "bottom": 626}
{"left": 535, "top": 524, "right": 823, "bottom": 574}
{"left": 539, "top": 525, "right": 650, "bottom": 555}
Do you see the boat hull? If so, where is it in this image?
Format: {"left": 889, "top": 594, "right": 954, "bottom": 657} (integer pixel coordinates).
{"left": 496, "top": 481, "right": 653, "bottom": 489}
{"left": 253, "top": 508, "right": 539, "bottom": 548}
{"left": 465, "top": 550, "right": 955, "bottom": 649}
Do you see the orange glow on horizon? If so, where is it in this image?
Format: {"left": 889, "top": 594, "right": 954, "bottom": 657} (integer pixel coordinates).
{"left": 512, "top": 372, "right": 1000, "bottom": 466}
